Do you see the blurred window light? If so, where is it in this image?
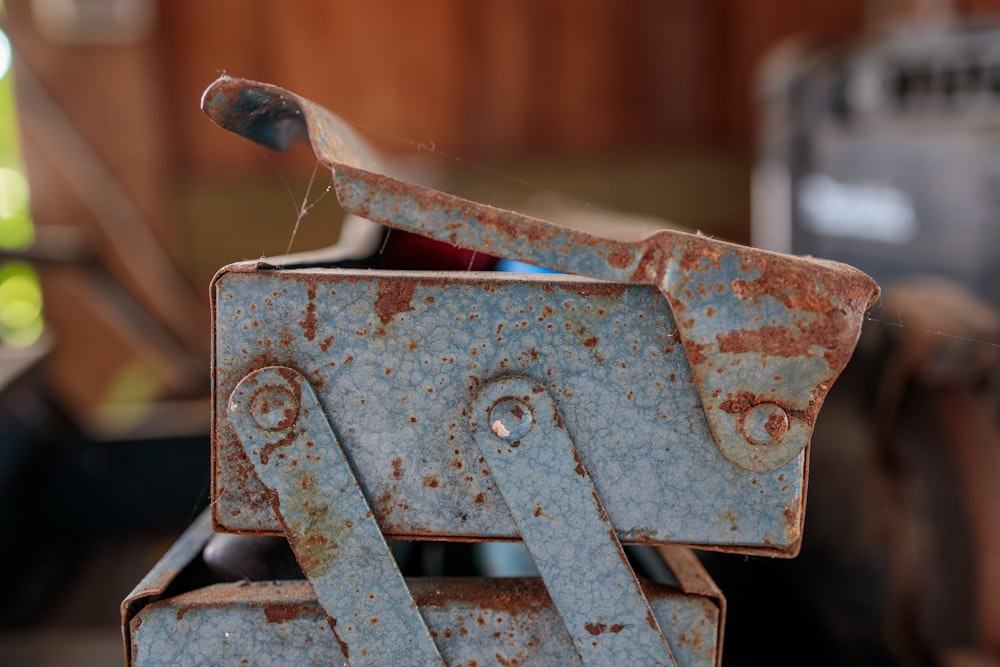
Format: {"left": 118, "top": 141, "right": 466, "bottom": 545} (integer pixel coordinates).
{"left": 799, "top": 173, "right": 917, "bottom": 244}
{"left": 0, "top": 27, "right": 44, "bottom": 347}
{"left": 0, "top": 29, "right": 9, "bottom": 80}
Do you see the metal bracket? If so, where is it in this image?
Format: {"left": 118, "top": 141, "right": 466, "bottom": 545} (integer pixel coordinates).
{"left": 228, "top": 365, "right": 445, "bottom": 667}
{"left": 471, "top": 376, "right": 678, "bottom": 666}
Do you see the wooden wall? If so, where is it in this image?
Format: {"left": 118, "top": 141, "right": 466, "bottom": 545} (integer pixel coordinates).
{"left": 13, "top": 0, "right": 1000, "bottom": 430}
{"left": 159, "top": 0, "right": 869, "bottom": 177}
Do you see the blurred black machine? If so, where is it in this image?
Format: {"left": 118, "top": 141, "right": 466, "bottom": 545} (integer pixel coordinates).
{"left": 747, "top": 16, "right": 1000, "bottom": 667}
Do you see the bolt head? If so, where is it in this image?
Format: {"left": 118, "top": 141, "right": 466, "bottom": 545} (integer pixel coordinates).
{"left": 741, "top": 402, "right": 789, "bottom": 446}
{"left": 250, "top": 385, "right": 300, "bottom": 433}
{"left": 488, "top": 397, "right": 533, "bottom": 441}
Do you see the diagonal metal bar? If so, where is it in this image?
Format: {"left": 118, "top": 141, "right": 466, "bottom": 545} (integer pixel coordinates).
{"left": 228, "top": 366, "right": 444, "bottom": 667}
{"left": 471, "top": 376, "right": 678, "bottom": 667}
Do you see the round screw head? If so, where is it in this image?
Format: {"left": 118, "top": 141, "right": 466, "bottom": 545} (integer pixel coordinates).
{"left": 741, "top": 402, "right": 789, "bottom": 446}
{"left": 249, "top": 385, "right": 300, "bottom": 433}
{"left": 488, "top": 397, "right": 533, "bottom": 442}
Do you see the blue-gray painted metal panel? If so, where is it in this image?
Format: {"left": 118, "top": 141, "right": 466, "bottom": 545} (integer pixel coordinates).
{"left": 130, "top": 578, "right": 720, "bottom": 667}
{"left": 228, "top": 366, "right": 445, "bottom": 666}
{"left": 472, "top": 376, "right": 677, "bottom": 666}
{"left": 213, "top": 267, "right": 806, "bottom": 553}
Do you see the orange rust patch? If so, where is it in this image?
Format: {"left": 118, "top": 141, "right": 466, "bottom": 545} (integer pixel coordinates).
{"left": 299, "top": 283, "right": 318, "bottom": 341}
{"left": 264, "top": 603, "right": 313, "bottom": 624}
{"left": 606, "top": 246, "right": 633, "bottom": 270}
{"left": 374, "top": 280, "right": 417, "bottom": 325}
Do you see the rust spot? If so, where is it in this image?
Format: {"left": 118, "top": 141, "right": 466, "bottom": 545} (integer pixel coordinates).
{"left": 264, "top": 603, "right": 313, "bottom": 624}
{"left": 391, "top": 457, "right": 403, "bottom": 479}
{"left": 319, "top": 335, "right": 334, "bottom": 352}
{"left": 374, "top": 280, "right": 416, "bottom": 325}
{"left": 719, "top": 394, "right": 755, "bottom": 414}
{"left": 258, "top": 420, "right": 301, "bottom": 466}
{"left": 721, "top": 391, "right": 816, "bottom": 426}
{"left": 299, "top": 283, "right": 318, "bottom": 341}
{"left": 610, "top": 623, "right": 624, "bottom": 633}
{"left": 646, "top": 609, "right": 658, "bottom": 630}
{"left": 572, "top": 450, "right": 586, "bottom": 477}
{"left": 328, "top": 617, "right": 349, "bottom": 659}
{"left": 682, "top": 339, "right": 708, "bottom": 366}
{"left": 606, "top": 246, "right": 634, "bottom": 270}
{"left": 474, "top": 492, "right": 486, "bottom": 504}
{"left": 581, "top": 336, "right": 599, "bottom": 348}
{"left": 585, "top": 622, "right": 607, "bottom": 635}
{"left": 423, "top": 476, "right": 440, "bottom": 488}
{"left": 765, "top": 412, "right": 787, "bottom": 439}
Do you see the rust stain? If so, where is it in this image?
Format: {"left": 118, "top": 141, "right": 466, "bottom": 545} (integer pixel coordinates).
{"left": 328, "top": 617, "right": 350, "bottom": 659}
{"left": 606, "top": 246, "right": 634, "bottom": 270}
{"left": 264, "top": 602, "right": 314, "bottom": 624}
{"left": 585, "top": 622, "right": 607, "bottom": 635}
{"left": 765, "top": 412, "right": 787, "bottom": 440}
{"left": 555, "top": 281, "right": 629, "bottom": 300}
{"left": 299, "top": 283, "right": 318, "bottom": 342}
{"left": 374, "top": 280, "right": 416, "bottom": 325}
{"left": 721, "top": 391, "right": 817, "bottom": 426}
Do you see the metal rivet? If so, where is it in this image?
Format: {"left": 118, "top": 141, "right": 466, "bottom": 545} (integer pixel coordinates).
{"left": 250, "top": 385, "right": 300, "bottom": 433}
{"left": 740, "top": 402, "right": 789, "bottom": 446}
{"left": 488, "top": 397, "right": 533, "bottom": 441}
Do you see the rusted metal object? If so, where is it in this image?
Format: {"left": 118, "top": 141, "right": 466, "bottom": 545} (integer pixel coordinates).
{"left": 212, "top": 268, "right": 811, "bottom": 555}
{"left": 202, "top": 76, "right": 879, "bottom": 475}
{"left": 123, "top": 77, "right": 878, "bottom": 666}
{"left": 125, "top": 512, "right": 723, "bottom": 667}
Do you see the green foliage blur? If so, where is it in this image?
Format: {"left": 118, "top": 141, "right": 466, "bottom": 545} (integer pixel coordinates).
{"left": 0, "top": 26, "right": 44, "bottom": 347}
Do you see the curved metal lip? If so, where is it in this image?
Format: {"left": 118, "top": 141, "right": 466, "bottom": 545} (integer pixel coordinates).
{"left": 202, "top": 75, "right": 879, "bottom": 473}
